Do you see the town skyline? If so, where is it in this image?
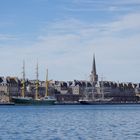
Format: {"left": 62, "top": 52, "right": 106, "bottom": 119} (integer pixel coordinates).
{"left": 0, "top": 0, "right": 140, "bottom": 82}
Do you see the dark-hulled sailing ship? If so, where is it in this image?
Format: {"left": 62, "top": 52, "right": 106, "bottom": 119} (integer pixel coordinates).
{"left": 79, "top": 54, "right": 113, "bottom": 105}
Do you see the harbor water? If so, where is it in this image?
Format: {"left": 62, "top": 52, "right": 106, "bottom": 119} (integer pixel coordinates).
{"left": 0, "top": 105, "right": 140, "bottom": 140}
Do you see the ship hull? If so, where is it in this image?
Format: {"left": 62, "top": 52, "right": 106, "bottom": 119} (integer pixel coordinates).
{"left": 79, "top": 100, "right": 113, "bottom": 105}
{"left": 79, "top": 101, "right": 140, "bottom": 105}
{"left": 12, "top": 97, "right": 56, "bottom": 105}
{"left": 79, "top": 98, "right": 114, "bottom": 105}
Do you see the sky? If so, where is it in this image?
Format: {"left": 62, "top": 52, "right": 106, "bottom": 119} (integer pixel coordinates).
{"left": 0, "top": 0, "right": 140, "bottom": 82}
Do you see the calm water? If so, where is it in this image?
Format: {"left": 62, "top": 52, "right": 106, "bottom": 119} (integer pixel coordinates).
{"left": 0, "top": 105, "right": 140, "bottom": 140}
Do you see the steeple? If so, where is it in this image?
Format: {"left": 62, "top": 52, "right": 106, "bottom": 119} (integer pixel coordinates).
{"left": 92, "top": 54, "right": 96, "bottom": 74}
{"left": 90, "top": 54, "right": 98, "bottom": 82}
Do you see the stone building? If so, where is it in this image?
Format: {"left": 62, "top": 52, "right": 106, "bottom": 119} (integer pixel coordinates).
{"left": 0, "top": 77, "right": 8, "bottom": 94}
{"left": 0, "top": 76, "right": 20, "bottom": 102}
{"left": 0, "top": 77, "right": 9, "bottom": 102}
{"left": 6, "top": 77, "right": 20, "bottom": 97}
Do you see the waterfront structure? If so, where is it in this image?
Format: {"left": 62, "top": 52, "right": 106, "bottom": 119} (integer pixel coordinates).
{"left": 72, "top": 84, "right": 80, "bottom": 95}
{"left": 0, "top": 77, "right": 7, "bottom": 94}
{"left": 0, "top": 76, "right": 20, "bottom": 103}
{"left": 54, "top": 81, "right": 68, "bottom": 94}
{"left": 53, "top": 80, "right": 82, "bottom": 103}
{"left": 0, "top": 76, "right": 139, "bottom": 103}
{"left": 6, "top": 77, "right": 20, "bottom": 97}
{"left": 0, "top": 77, "right": 9, "bottom": 102}
{"left": 0, "top": 54, "right": 140, "bottom": 103}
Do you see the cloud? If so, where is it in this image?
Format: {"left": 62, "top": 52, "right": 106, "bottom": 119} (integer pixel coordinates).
{"left": 0, "top": 11, "right": 140, "bottom": 82}
{"left": 42, "top": 12, "right": 140, "bottom": 40}
{"left": 108, "top": 13, "right": 140, "bottom": 32}
{"left": 63, "top": 0, "right": 140, "bottom": 12}
{"left": 0, "top": 34, "right": 17, "bottom": 41}
{"left": 72, "top": 0, "right": 140, "bottom": 5}
{"left": 115, "top": 0, "right": 140, "bottom": 5}
{"left": 35, "top": 12, "right": 140, "bottom": 82}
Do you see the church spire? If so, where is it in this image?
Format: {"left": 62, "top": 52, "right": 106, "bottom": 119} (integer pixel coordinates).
{"left": 92, "top": 54, "right": 96, "bottom": 74}
{"left": 90, "top": 54, "right": 98, "bottom": 82}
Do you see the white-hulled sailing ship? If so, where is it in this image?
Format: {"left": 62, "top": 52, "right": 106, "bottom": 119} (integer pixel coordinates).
{"left": 12, "top": 62, "right": 56, "bottom": 105}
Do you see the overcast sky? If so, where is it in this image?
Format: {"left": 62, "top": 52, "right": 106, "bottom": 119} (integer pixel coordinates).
{"left": 0, "top": 0, "right": 140, "bottom": 82}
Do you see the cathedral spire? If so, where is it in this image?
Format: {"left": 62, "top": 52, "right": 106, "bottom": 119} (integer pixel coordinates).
{"left": 92, "top": 54, "right": 96, "bottom": 74}
{"left": 90, "top": 54, "right": 98, "bottom": 82}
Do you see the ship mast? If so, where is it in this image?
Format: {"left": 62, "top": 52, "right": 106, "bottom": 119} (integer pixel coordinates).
{"left": 101, "top": 76, "right": 104, "bottom": 100}
{"left": 45, "top": 69, "right": 48, "bottom": 97}
{"left": 35, "top": 62, "right": 39, "bottom": 100}
{"left": 21, "top": 60, "right": 25, "bottom": 97}
{"left": 91, "top": 76, "right": 95, "bottom": 100}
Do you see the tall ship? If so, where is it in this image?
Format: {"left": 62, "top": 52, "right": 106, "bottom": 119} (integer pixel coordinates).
{"left": 79, "top": 54, "right": 113, "bottom": 105}
{"left": 79, "top": 80, "right": 113, "bottom": 105}
{"left": 12, "top": 61, "right": 56, "bottom": 105}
